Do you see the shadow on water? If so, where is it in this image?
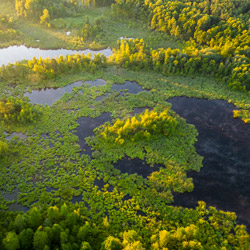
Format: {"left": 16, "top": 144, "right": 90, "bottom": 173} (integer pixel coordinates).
{"left": 75, "top": 113, "right": 112, "bottom": 156}
{"left": 168, "top": 97, "right": 250, "bottom": 231}
{"left": 114, "top": 156, "right": 160, "bottom": 179}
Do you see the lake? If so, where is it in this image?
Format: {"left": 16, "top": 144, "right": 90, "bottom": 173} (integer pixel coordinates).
{"left": 0, "top": 45, "right": 112, "bottom": 66}
{"left": 168, "top": 97, "right": 250, "bottom": 230}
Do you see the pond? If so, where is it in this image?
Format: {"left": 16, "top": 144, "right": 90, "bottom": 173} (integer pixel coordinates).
{"left": 114, "top": 156, "right": 160, "bottom": 178}
{"left": 24, "top": 79, "right": 107, "bottom": 106}
{"left": 111, "top": 81, "right": 144, "bottom": 94}
{"left": 168, "top": 97, "right": 250, "bottom": 230}
{"left": 95, "top": 81, "right": 146, "bottom": 102}
{"left": 0, "top": 45, "right": 113, "bottom": 66}
{"left": 75, "top": 112, "right": 112, "bottom": 156}
{"left": 24, "top": 80, "right": 84, "bottom": 106}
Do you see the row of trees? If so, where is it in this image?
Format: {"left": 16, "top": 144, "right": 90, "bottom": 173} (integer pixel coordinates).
{"left": 15, "top": 0, "right": 115, "bottom": 21}
{"left": 15, "top": 0, "right": 81, "bottom": 19}
{"left": 0, "top": 37, "right": 248, "bottom": 91}
{"left": 111, "top": 0, "right": 250, "bottom": 91}
{"left": 109, "top": 38, "right": 250, "bottom": 92}
{"left": 1, "top": 202, "right": 249, "bottom": 250}
{"left": 0, "top": 53, "right": 107, "bottom": 82}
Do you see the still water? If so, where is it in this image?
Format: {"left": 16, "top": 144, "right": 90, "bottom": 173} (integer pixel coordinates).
{"left": 168, "top": 97, "right": 250, "bottom": 230}
{"left": 0, "top": 45, "right": 112, "bottom": 66}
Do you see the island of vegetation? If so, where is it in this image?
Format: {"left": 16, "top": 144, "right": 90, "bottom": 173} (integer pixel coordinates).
{"left": 0, "top": 0, "right": 250, "bottom": 249}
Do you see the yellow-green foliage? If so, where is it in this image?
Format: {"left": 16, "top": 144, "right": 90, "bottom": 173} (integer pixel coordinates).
{"left": 233, "top": 109, "right": 250, "bottom": 123}
{"left": 101, "top": 109, "right": 177, "bottom": 144}
{"left": 40, "top": 9, "right": 50, "bottom": 27}
{"left": 0, "top": 97, "right": 40, "bottom": 124}
{"left": 0, "top": 53, "right": 107, "bottom": 82}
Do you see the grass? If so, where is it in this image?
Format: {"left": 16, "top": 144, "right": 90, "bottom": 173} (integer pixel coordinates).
{"left": 0, "top": 0, "right": 16, "bottom": 16}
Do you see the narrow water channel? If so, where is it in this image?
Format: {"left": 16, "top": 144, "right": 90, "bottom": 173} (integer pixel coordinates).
{"left": 168, "top": 97, "right": 250, "bottom": 230}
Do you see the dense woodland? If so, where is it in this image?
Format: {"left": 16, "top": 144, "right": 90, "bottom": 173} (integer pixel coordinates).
{"left": 112, "top": 0, "right": 250, "bottom": 91}
{"left": 0, "top": 0, "right": 250, "bottom": 249}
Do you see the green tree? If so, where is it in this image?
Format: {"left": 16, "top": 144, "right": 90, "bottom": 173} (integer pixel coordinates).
{"left": 3, "top": 231, "right": 19, "bottom": 250}
{"left": 81, "top": 241, "right": 92, "bottom": 250}
{"left": 40, "top": 9, "right": 50, "bottom": 27}
{"left": 19, "top": 228, "right": 34, "bottom": 250}
{"left": 101, "top": 236, "right": 122, "bottom": 250}
{"left": 33, "top": 230, "right": 49, "bottom": 250}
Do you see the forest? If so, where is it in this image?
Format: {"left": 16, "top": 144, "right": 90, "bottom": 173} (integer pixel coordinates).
{"left": 0, "top": 0, "right": 250, "bottom": 249}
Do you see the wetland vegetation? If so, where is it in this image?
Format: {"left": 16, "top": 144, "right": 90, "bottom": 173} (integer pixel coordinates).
{"left": 1, "top": 0, "right": 250, "bottom": 249}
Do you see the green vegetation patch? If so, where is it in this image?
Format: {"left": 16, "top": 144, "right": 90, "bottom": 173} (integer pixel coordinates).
{"left": 1, "top": 202, "right": 250, "bottom": 250}
{"left": 0, "top": 97, "right": 41, "bottom": 125}
{"left": 87, "top": 107, "right": 202, "bottom": 202}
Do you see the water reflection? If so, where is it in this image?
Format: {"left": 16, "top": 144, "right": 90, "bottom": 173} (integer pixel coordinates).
{"left": 24, "top": 80, "right": 84, "bottom": 106}
{"left": 168, "top": 97, "right": 250, "bottom": 230}
{"left": 0, "top": 45, "right": 113, "bottom": 66}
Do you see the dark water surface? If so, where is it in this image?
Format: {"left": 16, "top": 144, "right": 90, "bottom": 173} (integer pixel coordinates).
{"left": 95, "top": 81, "right": 146, "bottom": 102}
{"left": 168, "top": 97, "right": 250, "bottom": 230}
{"left": 24, "top": 80, "right": 145, "bottom": 106}
{"left": 75, "top": 113, "right": 112, "bottom": 156}
{"left": 0, "top": 45, "right": 112, "bottom": 66}
{"left": 111, "top": 81, "right": 144, "bottom": 94}
{"left": 114, "top": 156, "right": 160, "bottom": 178}
{"left": 24, "top": 79, "right": 107, "bottom": 106}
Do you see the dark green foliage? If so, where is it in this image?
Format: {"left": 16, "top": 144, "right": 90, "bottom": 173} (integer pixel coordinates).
{"left": 1, "top": 203, "right": 249, "bottom": 249}
{"left": 33, "top": 230, "right": 48, "bottom": 250}
{"left": 28, "top": 207, "right": 42, "bottom": 230}
{"left": 19, "top": 229, "right": 34, "bottom": 250}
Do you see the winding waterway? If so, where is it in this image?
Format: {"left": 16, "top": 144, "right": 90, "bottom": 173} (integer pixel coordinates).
{"left": 168, "top": 97, "right": 250, "bottom": 230}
